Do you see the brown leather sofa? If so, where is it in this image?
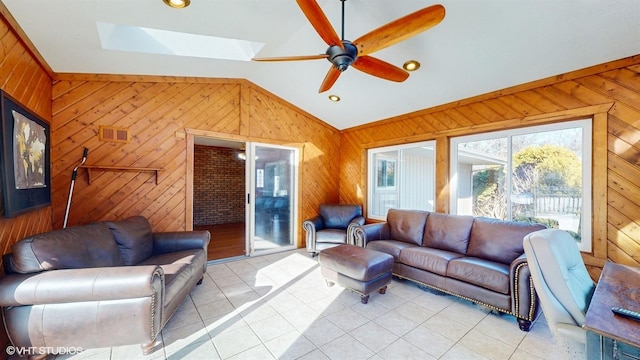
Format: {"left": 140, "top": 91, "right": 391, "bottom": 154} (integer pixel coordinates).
{"left": 353, "top": 209, "right": 546, "bottom": 331}
{"left": 0, "top": 216, "right": 210, "bottom": 356}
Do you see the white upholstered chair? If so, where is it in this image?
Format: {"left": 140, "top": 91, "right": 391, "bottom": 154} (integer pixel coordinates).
{"left": 523, "top": 229, "right": 595, "bottom": 360}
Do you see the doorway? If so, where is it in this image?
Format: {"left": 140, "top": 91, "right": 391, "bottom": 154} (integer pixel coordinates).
{"left": 191, "top": 137, "right": 298, "bottom": 260}
{"left": 192, "top": 139, "right": 246, "bottom": 260}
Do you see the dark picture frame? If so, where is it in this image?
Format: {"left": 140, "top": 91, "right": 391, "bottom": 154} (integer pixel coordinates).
{"left": 0, "top": 90, "right": 50, "bottom": 218}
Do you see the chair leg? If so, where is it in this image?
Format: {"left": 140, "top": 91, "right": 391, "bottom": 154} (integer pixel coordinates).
{"left": 360, "top": 294, "right": 370, "bottom": 304}
{"left": 141, "top": 339, "right": 160, "bottom": 355}
{"left": 378, "top": 285, "right": 388, "bottom": 294}
{"left": 517, "top": 318, "right": 532, "bottom": 331}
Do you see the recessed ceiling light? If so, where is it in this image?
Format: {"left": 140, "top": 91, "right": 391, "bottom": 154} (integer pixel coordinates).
{"left": 328, "top": 95, "right": 340, "bottom": 102}
{"left": 163, "top": 0, "right": 190, "bottom": 9}
{"left": 403, "top": 60, "right": 421, "bottom": 71}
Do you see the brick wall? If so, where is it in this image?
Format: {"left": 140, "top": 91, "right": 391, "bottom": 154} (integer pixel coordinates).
{"left": 194, "top": 145, "right": 245, "bottom": 226}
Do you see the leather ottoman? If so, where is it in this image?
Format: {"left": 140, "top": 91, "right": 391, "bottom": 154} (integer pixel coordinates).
{"left": 318, "top": 244, "right": 394, "bottom": 304}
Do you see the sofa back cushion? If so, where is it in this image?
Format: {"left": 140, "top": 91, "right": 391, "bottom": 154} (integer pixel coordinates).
{"left": 387, "top": 209, "right": 429, "bottom": 246}
{"left": 422, "top": 212, "right": 474, "bottom": 254}
{"left": 467, "top": 217, "right": 547, "bottom": 264}
{"left": 320, "top": 204, "right": 362, "bottom": 230}
{"left": 9, "top": 222, "right": 123, "bottom": 274}
{"left": 106, "top": 216, "right": 154, "bottom": 265}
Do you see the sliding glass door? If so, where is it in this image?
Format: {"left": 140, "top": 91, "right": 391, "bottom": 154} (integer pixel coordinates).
{"left": 247, "top": 143, "right": 298, "bottom": 256}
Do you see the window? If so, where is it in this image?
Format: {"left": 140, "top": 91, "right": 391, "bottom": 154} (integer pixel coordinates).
{"left": 368, "top": 141, "right": 436, "bottom": 220}
{"left": 450, "top": 119, "right": 592, "bottom": 251}
{"left": 376, "top": 158, "right": 396, "bottom": 189}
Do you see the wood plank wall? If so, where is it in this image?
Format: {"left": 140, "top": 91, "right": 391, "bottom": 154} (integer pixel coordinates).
{"left": 0, "top": 14, "right": 53, "bottom": 357}
{"left": 340, "top": 55, "right": 640, "bottom": 280}
{"left": 51, "top": 76, "right": 341, "bottom": 241}
{"left": 0, "top": 15, "right": 53, "bottom": 254}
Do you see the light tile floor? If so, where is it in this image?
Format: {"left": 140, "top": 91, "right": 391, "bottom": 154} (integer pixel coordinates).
{"left": 58, "top": 249, "right": 563, "bottom": 360}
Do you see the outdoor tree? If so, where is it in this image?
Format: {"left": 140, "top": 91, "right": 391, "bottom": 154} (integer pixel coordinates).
{"left": 473, "top": 165, "right": 507, "bottom": 220}
{"left": 513, "top": 144, "right": 582, "bottom": 190}
{"left": 473, "top": 144, "right": 582, "bottom": 220}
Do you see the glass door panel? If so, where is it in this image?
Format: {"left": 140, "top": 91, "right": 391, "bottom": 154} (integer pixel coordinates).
{"left": 248, "top": 143, "right": 297, "bottom": 256}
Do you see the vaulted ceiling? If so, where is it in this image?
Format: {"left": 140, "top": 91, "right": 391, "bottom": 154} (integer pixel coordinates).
{"left": 2, "top": 0, "right": 639, "bottom": 129}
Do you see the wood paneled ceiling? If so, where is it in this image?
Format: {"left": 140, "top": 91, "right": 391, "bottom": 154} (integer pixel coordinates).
{"left": 2, "top": 0, "right": 640, "bottom": 129}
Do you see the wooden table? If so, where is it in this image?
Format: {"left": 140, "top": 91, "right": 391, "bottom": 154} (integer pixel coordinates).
{"left": 583, "top": 261, "right": 640, "bottom": 359}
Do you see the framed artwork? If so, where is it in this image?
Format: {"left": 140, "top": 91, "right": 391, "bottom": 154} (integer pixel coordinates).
{"left": 0, "top": 90, "right": 50, "bottom": 218}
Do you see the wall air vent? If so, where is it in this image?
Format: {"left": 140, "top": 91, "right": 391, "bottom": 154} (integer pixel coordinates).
{"left": 99, "top": 126, "right": 130, "bottom": 143}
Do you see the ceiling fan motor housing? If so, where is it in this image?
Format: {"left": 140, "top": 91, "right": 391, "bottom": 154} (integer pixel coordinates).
{"left": 326, "top": 41, "right": 358, "bottom": 72}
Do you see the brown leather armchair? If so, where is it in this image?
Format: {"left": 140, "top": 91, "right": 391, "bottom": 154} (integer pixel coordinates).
{"left": 303, "top": 204, "right": 364, "bottom": 256}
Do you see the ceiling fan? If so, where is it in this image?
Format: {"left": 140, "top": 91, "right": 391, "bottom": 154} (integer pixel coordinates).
{"left": 253, "top": 0, "right": 446, "bottom": 93}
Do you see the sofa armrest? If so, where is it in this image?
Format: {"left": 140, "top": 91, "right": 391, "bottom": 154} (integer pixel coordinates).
{"left": 510, "top": 254, "right": 539, "bottom": 322}
{"left": 303, "top": 215, "right": 325, "bottom": 253}
{"left": 346, "top": 216, "right": 366, "bottom": 245}
{"left": 352, "top": 222, "right": 389, "bottom": 247}
{"left": 349, "top": 216, "right": 365, "bottom": 227}
{"left": 1, "top": 266, "right": 165, "bottom": 350}
{"left": 0, "top": 265, "right": 164, "bottom": 307}
{"left": 302, "top": 216, "right": 324, "bottom": 232}
{"left": 152, "top": 230, "right": 210, "bottom": 255}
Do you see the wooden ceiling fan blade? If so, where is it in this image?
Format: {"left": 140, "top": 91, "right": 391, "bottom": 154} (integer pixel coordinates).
{"left": 252, "top": 54, "right": 328, "bottom": 62}
{"left": 353, "top": 4, "right": 445, "bottom": 56}
{"left": 352, "top": 56, "right": 409, "bottom": 82}
{"left": 319, "top": 66, "right": 341, "bottom": 93}
{"left": 296, "top": 0, "right": 344, "bottom": 48}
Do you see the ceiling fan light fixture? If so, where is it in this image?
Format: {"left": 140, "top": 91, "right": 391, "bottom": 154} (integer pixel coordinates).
{"left": 403, "top": 60, "right": 421, "bottom": 71}
{"left": 328, "top": 95, "right": 341, "bottom": 102}
{"left": 163, "top": 0, "right": 190, "bottom": 9}
{"left": 327, "top": 42, "right": 358, "bottom": 72}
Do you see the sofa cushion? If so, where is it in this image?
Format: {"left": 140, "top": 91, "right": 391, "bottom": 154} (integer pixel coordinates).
{"left": 320, "top": 204, "right": 362, "bottom": 230}
{"left": 446, "top": 257, "right": 510, "bottom": 294}
{"left": 399, "top": 247, "right": 464, "bottom": 276}
{"left": 366, "top": 240, "right": 418, "bottom": 262}
{"left": 466, "top": 218, "right": 546, "bottom": 265}
{"left": 422, "top": 212, "right": 474, "bottom": 254}
{"left": 316, "top": 229, "right": 350, "bottom": 244}
{"left": 387, "top": 209, "right": 429, "bottom": 246}
{"left": 9, "top": 222, "right": 123, "bottom": 274}
{"left": 107, "top": 216, "right": 154, "bottom": 265}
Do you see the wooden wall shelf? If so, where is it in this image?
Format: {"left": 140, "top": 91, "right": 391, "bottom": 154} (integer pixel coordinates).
{"left": 80, "top": 165, "right": 163, "bottom": 185}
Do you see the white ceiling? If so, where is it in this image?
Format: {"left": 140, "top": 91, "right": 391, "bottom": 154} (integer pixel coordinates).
{"left": 2, "top": 0, "right": 640, "bottom": 130}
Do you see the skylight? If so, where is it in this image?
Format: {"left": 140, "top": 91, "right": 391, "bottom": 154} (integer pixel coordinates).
{"left": 96, "top": 22, "right": 264, "bottom": 61}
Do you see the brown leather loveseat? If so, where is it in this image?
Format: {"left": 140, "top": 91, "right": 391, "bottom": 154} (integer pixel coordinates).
{"left": 0, "top": 215, "right": 210, "bottom": 356}
{"left": 353, "top": 209, "right": 546, "bottom": 331}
